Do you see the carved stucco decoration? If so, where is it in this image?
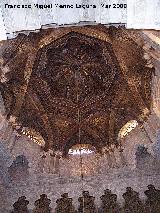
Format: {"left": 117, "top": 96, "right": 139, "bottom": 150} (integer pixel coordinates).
{"left": 0, "top": 26, "right": 154, "bottom": 155}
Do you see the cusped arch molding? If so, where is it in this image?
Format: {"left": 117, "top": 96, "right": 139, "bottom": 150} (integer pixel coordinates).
{"left": 21, "top": 127, "right": 45, "bottom": 147}
{"left": 118, "top": 120, "right": 138, "bottom": 141}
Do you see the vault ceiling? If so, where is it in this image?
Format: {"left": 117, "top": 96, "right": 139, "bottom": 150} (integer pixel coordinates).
{"left": 0, "top": 26, "right": 154, "bottom": 155}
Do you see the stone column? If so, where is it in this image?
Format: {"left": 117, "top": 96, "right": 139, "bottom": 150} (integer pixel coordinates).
{"left": 44, "top": 149, "right": 51, "bottom": 173}
{"left": 102, "top": 146, "right": 117, "bottom": 169}
{"left": 54, "top": 151, "right": 62, "bottom": 175}
{"left": 49, "top": 151, "right": 56, "bottom": 174}
{"left": 95, "top": 153, "right": 101, "bottom": 174}
{"left": 151, "top": 57, "right": 160, "bottom": 118}
{"left": 109, "top": 150, "right": 118, "bottom": 168}
{"left": 43, "top": 149, "right": 56, "bottom": 173}
{"left": 103, "top": 147, "right": 117, "bottom": 169}
{"left": 38, "top": 152, "right": 46, "bottom": 173}
{"left": 118, "top": 148, "right": 127, "bottom": 167}
{"left": 106, "top": 151, "right": 113, "bottom": 168}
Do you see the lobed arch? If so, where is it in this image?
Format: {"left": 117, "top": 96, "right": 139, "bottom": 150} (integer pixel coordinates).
{"left": 117, "top": 120, "right": 139, "bottom": 142}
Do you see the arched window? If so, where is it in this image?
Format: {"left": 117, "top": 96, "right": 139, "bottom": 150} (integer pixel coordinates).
{"left": 68, "top": 144, "right": 96, "bottom": 155}
{"left": 118, "top": 120, "right": 138, "bottom": 140}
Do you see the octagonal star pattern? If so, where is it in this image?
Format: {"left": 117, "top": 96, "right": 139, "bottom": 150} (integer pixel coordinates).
{"left": 0, "top": 26, "right": 154, "bottom": 155}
